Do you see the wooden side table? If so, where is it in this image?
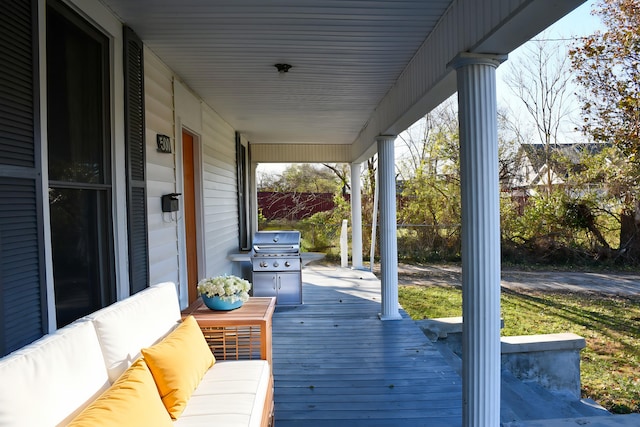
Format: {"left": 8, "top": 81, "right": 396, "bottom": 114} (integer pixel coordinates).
{"left": 181, "top": 297, "right": 276, "bottom": 365}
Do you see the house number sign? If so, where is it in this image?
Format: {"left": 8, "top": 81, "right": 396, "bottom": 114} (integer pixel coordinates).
{"left": 156, "top": 134, "right": 172, "bottom": 153}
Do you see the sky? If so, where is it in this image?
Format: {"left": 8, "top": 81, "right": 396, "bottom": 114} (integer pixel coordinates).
{"left": 258, "top": 0, "right": 605, "bottom": 176}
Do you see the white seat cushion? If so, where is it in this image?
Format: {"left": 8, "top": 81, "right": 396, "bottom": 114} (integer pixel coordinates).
{"left": 88, "top": 281, "right": 182, "bottom": 383}
{"left": 0, "top": 320, "right": 109, "bottom": 426}
{"left": 174, "top": 360, "right": 271, "bottom": 427}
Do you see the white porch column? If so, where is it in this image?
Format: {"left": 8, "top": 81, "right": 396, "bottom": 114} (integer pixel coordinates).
{"left": 376, "top": 135, "right": 401, "bottom": 321}
{"left": 350, "top": 162, "right": 364, "bottom": 269}
{"left": 450, "top": 52, "right": 506, "bottom": 427}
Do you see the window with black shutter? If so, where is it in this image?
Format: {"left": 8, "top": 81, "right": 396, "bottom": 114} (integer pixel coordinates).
{"left": 237, "top": 132, "right": 250, "bottom": 251}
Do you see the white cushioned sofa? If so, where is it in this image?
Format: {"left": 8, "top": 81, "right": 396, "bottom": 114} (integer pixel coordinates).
{"left": 0, "top": 282, "right": 273, "bottom": 427}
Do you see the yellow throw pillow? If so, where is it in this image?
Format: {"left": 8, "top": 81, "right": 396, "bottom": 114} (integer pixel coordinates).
{"left": 141, "top": 315, "right": 215, "bottom": 419}
{"left": 67, "top": 358, "right": 172, "bottom": 427}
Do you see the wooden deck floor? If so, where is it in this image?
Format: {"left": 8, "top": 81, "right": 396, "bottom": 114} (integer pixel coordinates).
{"left": 272, "top": 266, "right": 463, "bottom": 426}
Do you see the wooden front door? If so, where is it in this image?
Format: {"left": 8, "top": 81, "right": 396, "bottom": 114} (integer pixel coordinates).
{"left": 182, "top": 131, "right": 199, "bottom": 304}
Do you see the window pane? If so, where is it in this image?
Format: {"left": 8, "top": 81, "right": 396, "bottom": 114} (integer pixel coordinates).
{"left": 50, "top": 188, "right": 114, "bottom": 327}
{"left": 47, "top": 5, "right": 108, "bottom": 184}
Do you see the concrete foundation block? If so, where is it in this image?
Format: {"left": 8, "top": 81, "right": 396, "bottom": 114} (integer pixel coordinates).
{"left": 501, "top": 333, "right": 586, "bottom": 399}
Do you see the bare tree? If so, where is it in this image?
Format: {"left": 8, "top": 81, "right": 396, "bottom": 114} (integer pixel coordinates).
{"left": 503, "top": 36, "right": 576, "bottom": 195}
{"left": 396, "top": 97, "right": 458, "bottom": 180}
{"left": 322, "top": 163, "right": 350, "bottom": 195}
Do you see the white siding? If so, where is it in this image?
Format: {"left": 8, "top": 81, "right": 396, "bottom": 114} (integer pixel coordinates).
{"left": 201, "top": 104, "right": 239, "bottom": 277}
{"left": 144, "top": 47, "right": 241, "bottom": 299}
{"left": 144, "top": 48, "right": 179, "bottom": 286}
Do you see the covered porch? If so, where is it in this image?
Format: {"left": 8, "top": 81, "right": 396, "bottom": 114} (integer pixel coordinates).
{"left": 273, "top": 265, "right": 462, "bottom": 426}
{"left": 0, "top": 1, "right": 591, "bottom": 426}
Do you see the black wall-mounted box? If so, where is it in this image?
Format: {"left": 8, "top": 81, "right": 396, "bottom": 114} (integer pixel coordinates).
{"left": 161, "top": 193, "right": 181, "bottom": 212}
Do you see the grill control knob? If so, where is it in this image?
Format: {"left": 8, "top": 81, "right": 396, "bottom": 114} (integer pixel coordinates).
{"left": 284, "top": 261, "right": 291, "bottom": 267}
{"left": 273, "top": 261, "right": 279, "bottom": 268}
{"left": 260, "top": 261, "right": 268, "bottom": 268}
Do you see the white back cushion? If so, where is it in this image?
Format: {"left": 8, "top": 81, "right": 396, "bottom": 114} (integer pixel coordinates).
{"left": 88, "top": 281, "right": 182, "bottom": 383}
{"left": 0, "top": 320, "right": 109, "bottom": 426}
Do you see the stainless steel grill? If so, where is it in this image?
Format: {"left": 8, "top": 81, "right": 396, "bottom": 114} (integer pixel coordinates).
{"left": 251, "top": 231, "right": 302, "bottom": 305}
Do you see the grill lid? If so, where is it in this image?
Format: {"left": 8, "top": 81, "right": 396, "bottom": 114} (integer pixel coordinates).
{"left": 252, "top": 230, "right": 300, "bottom": 254}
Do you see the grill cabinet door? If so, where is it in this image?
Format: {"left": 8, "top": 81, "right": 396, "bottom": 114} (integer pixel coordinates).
{"left": 275, "top": 272, "right": 302, "bottom": 305}
{"left": 252, "top": 272, "right": 277, "bottom": 299}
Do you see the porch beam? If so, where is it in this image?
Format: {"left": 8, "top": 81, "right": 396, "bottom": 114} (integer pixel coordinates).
{"left": 351, "top": 0, "right": 584, "bottom": 164}
{"left": 449, "top": 52, "right": 506, "bottom": 427}
{"left": 376, "top": 135, "right": 401, "bottom": 321}
{"left": 350, "top": 162, "right": 363, "bottom": 269}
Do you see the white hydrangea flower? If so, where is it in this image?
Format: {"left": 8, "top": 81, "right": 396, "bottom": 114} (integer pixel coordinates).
{"left": 197, "top": 274, "right": 252, "bottom": 302}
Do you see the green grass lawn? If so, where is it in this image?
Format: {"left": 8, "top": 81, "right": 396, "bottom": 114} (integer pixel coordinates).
{"left": 399, "top": 285, "right": 640, "bottom": 414}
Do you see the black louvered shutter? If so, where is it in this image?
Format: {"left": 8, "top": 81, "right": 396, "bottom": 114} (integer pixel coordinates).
{"left": 123, "top": 27, "right": 149, "bottom": 294}
{"left": 0, "top": 0, "right": 47, "bottom": 356}
{"left": 236, "top": 132, "right": 250, "bottom": 250}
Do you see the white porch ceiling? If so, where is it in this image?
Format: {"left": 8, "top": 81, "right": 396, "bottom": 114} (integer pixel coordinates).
{"left": 99, "top": 0, "right": 584, "bottom": 162}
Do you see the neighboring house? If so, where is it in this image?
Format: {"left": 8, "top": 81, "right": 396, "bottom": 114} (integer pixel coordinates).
{"left": 0, "top": 1, "right": 584, "bottom": 424}
{"left": 508, "top": 143, "right": 611, "bottom": 196}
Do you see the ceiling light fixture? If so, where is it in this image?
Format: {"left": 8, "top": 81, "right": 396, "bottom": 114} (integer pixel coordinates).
{"left": 274, "top": 63, "right": 292, "bottom": 73}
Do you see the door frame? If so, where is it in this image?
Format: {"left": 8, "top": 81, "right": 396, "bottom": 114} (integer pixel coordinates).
{"left": 176, "top": 124, "right": 205, "bottom": 307}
